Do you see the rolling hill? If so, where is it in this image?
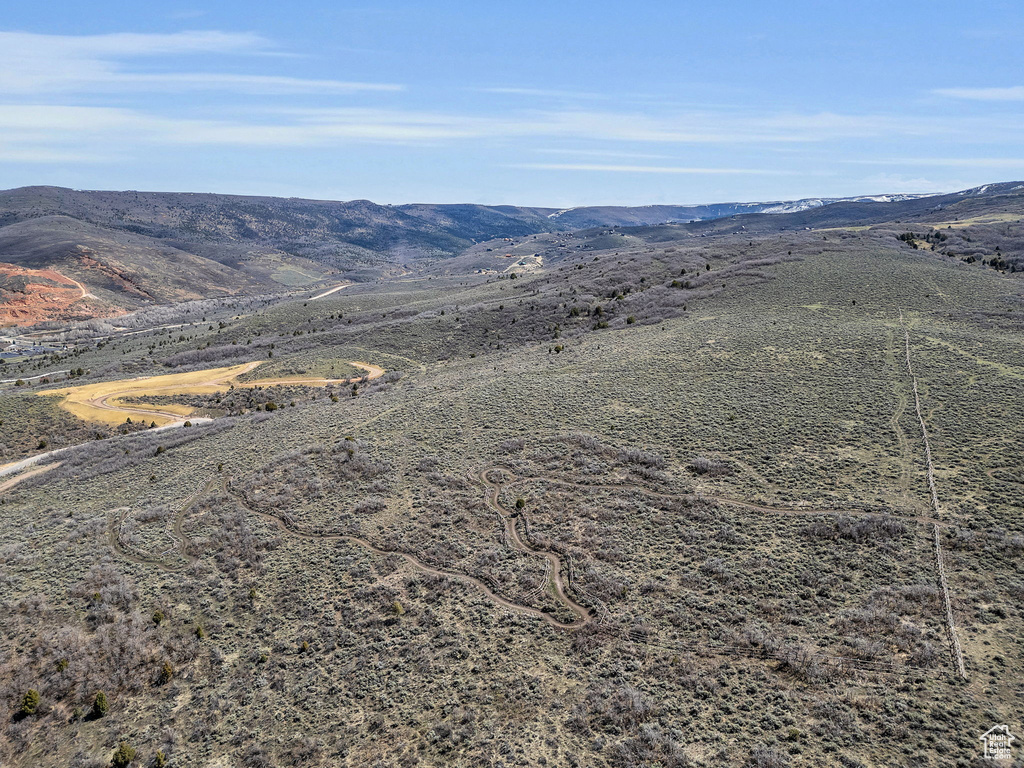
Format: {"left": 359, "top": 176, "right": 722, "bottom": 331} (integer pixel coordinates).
{"left": 0, "top": 180, "right": 1022, "bottom": 767}
{"left": 0, "top": 182, "right": 1020, "bottom": 326}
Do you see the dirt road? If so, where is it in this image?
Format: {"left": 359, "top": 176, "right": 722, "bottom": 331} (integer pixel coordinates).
{"left": 0, "top": 462, "right": 58, "bottom": 492}
{"left": 310, "top": 283, "right": 352, "bottom": 300}
{"left": 63, "top": 274, "right": 95, "bottom": 301}
{"left": 43, "top": 360, "right": 385, "bottom": 427}
{"left": 0, "top": 370, "right": 70, "bottom": 385}
{"left": 245, "top": 361, "right": 385, "bottom": 387}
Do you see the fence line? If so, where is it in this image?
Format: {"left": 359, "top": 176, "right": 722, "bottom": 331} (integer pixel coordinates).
{"left": 900, "top": 314, "right": 967, "bottom": 679}
{"left": 933, "top": 523, "right": 967, "bottom": 678}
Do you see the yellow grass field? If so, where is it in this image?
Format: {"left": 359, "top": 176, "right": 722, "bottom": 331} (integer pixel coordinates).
{"left": 924, "top": 212, "right": 1024, "bottom": 228}
{"left": 39, "top": 360, "right": 384, "bottom": 426}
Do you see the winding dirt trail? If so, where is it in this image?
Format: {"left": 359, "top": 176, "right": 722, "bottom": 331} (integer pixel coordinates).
{"left": 985, "top": 466, "right": 1024, "bottom": 489}
{"left": 7, "top": 434, "right": 980, "bottom": 680}
{"left": 97, "top": 460, "right": 958, "bottom": 634}
{"left": 107, "top": 475, "right": 222, "bottom": 570}
{"left": 64, "top": 274, "right": 95, "bottom": 301}
{"left": 103, "top": 470, "right": 589, "bottom": 629}
{"left": 234, "top": 490, "right": 584, "bottom": 628}
{"left": 5, "top": 456, "right": 954, "bottom": 676}
{"left": 477, "top": 467, "right": 591, "bottom": 626}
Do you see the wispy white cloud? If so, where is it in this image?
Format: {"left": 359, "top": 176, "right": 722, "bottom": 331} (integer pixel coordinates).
{"left": 535, "top": 148, "right": 673, "bottom": 160}
{"left": 0, "top": 105, "right": 479, "bottom": 149}
{"left": 105, "top": 73, "right": 400, "bottom": 95}
{"left": 845, "top": 157, "right": 1024, "bottom": 168}
{"left": 0, "top": 105, "right": 155, "bottom": 134}
{"left": 473, "top": 87, "right": 606, "bottom": 100}
{"left": 259, "top": 106, "right": 973, "bottom": 148}
{"left": 169, "top": 107, "right": 972, "bottom": 146}
{"left": 0, "top": 147, "right": 108, "bottom": 163}
{"left": 0, "top": 31, "right": 401, "bottom": 95}
{"left": 0, "top": 102, "right": 1011, "bottom": 161}
{"left": 514, "top": 110, "right": 959, "bottom": 144}
{"left": 933, "top": 86, "right": 1024, "bottom": 101}
{"left": 1, "top": 30, "right": 1017, "bottom": 175}
{"left": 512, "top": 163, "right": 783, "bottom": 175}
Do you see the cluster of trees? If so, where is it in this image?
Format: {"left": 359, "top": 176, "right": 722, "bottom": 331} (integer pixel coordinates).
{"left": 896, "top": 231, "right": 948, "bottom": 249}
{"left": 803, "top": 515, "right": 908, "bottom": 545}
{"left": 181, "top": 492, "right": 280, "bottom": 577}
{"left": 688, "top": 456, "right": 733, "bottom": 477}
{"left": 0, "top": 564, "right": 200, "bottom": 763}
{"left": 893, "top": 223, "right": 1023, "bottom": 272}
{"left": 22, "top": 418, "right": 236, "bottom": 486}
{"left": 233, "top": 439, "right": 394, "bottom": 533}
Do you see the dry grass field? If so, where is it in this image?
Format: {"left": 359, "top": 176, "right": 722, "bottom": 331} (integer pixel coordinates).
{"left": 37, "top": 362, "right": 266, "bottom": 425}
{"left": 35, "top": 361, "right": 385, "bottom": 427}
{"left": 1, "top": 204, "right": 1022, "bottom": 767}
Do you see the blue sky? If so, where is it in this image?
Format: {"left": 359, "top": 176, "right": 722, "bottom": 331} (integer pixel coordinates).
{"left": 2, "top": 0, "right": 1023, "bottom": 205}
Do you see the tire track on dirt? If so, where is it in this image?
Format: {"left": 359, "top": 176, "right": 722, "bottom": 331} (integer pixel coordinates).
{"left": 226, "top": 475, "right": 588, "bottom": 629}
{"left": 45, "top": 360, "right": 385, "bottom": 428}
{"left": 477, "top": 467, "right": 591, "bottom": 625}
{"left": 52, "top": 451, "right": 958, "bottom": 677}
{"left": 900, "top": 311, "right": 967, "bottom": 680}
{"left": 0, "top": 463, "right": 59, "bottom": 493}
{"left": 106, "top": 475, "right": 221, "bottom": 571}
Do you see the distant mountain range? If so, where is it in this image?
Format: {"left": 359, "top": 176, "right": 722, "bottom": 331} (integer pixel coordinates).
{"left": 0, "top": 182, "right": 1021, "bottom": 325}
{"left": 539, "top": 193, "right": 933, "bottom": 229}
